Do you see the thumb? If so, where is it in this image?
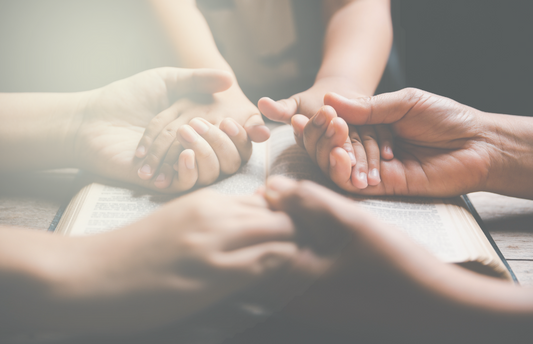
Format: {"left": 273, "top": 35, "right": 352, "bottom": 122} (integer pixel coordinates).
{"left": 324, "top": 88, "right": 427, "bottom": 126}
{"left": 258, "top": 96, "right": 299, "bottom": 124}
{"left": 244, "top": 113, "right": 270, "bottom": 143}
{"left": 265, "top": 176, "right": 353, "bottom": 255}
{"left": 155, "top": 67, "right": 233, "bottom": 95}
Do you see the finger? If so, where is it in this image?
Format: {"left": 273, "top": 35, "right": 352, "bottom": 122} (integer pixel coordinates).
{"left": 315, "top": 117, "right": 349, "bottom": 176}
{"left": 264, "top": 177, "right": 352, "bottom": 254}
{"left": 220, "top": 118, "right": 253, "bottom": 162}
{"left": 358, "top": 126, "right": 381, "bottom": 186}
{"left": 214, "top": 242, "right": 298, "bottom": 281}
{"left": 135, "top": 105, "right": 180, "bottom": 159}
{"left": 220, "top": 211, "right": 296, "bottom": 251}
{"left": 348, "top": 127, "right": 369, "bottom": 189}
{"left": 177, "top": 124, "right": 220, "bottom": 185}
{"left": 323, "top": 88, "right": 427, "bottom": 125}
{"left": 243, "top": 113, "right": 270, "bottom": 143}
{"left": 170, "top": 149, "right": 198, "bottom": 192}
{"left": 375, "top": 124, "right": 394, "bottom": 160}
{"left": 329, "top": 147, "right": 358, "bottom": 192}
{"left": 152, "top": 140, "right": 183, "bottom": 189}
{"left": 189, "top": 118, "right": 242, "bottom": 175}
{"left": 291, "top": 115, "right": 308, "bottom": 149}
{"left": 138, "top": 121, "right": 183, "bottom": 180}
{"left": 258, "top": 96, "right": 299, "bottom": 124}
{"left": 156, "top": 67, "right": 233, "bottom": 95}
{"left": 302, "top": 106, "right": 338, "bottom": 164}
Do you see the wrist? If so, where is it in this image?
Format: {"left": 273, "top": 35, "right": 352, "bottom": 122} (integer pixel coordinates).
{"left": 313, "top": 75, "right": 371, "bottom": 97}
{"left": 482, "top": 113, "right": 533, "bottom": 198}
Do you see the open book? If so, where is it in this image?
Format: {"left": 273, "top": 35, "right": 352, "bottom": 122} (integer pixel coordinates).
{"left": 54, "top": 125, "right": 512, "bottom": 281}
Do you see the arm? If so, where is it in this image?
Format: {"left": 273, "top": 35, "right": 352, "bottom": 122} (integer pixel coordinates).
{"left": 0, "top": 92, "right": 86, "bottom": 171}
{"left": 318, "top": 0, "right": 393, "bottom": 97}
{"left": 265, "top": 176, "right": 533, "bottom": 343}
{"left": 147, "top": 0, "right": 268, "bottom": 139}
{"left": 300, "top": 88, "right": 533, "bottom": 198}
{"left": 0, "top": 190, "right": 298, "bottom": 335}
{"left": 259, "top": 0, "right": 393, "bottom": 189}
{"left": 0, "top": 68, "right": 255, "bottom": 193}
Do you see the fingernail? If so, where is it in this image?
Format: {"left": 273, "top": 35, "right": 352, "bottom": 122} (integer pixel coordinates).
{"left": 139, "top": 164, "right": 151, "bottom": 175}
{"left": 185, "top": 154, "right": 195, "bottom": 170}
{"left": 156, "top": 173, "right": 165, "bottom": 182}
{"left": 359, "top": 172, "right": 368, "bottom": 188}
{"left": 369, "top": 168, "right": 381, "bottom": 182}
{"left": 223, "top": 119, "right": 239, "bottom": 137}
{"left": 313, "top": 112, "right": 326, "bottom": 126}
{"left": 384, "top": 145, "right": 393, "bottom": 156}
{"left": 325, "top": 121, "right": 335, "bottom": 138}
{"left": 180, "top": 125, "right": 198, "bottom": 143}
{"left": 329, "top": 153, "right": 336, "bottom": 167}
{"left": 136, "top": 145, "right": 146, "bottom": 157}
{"left": 189, "top": 118, "right": 209, "bottom": 135}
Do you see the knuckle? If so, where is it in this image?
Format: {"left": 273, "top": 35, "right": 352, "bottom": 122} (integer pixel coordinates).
{"left": 361, "top": 133, "right": 377, "bottom": 143}
{"left": 223, "top": 158, "right": 242, "bottom": 174}
{"left": 161, "top": 127, "right": 177, "bottom": 141}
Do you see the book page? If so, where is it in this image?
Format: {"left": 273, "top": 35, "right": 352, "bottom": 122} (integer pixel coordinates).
{"left": 61, "top": 183, "right": 163, "bottom": 236}
{"left": 58, "top": 142, "right": 268, "bottom": 236}
{"left": 353, "top": 196, "right": 465, "bottom": 262}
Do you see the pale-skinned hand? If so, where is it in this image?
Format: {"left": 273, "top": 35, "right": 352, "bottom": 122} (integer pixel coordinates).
{"left": 133, "top": 86, "right": 270, "bottom": 188}
{"left": 73, "top": 68, "right": 264, "bottom": 193}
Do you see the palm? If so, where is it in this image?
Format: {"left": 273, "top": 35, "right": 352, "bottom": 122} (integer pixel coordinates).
{"left": 74, "top": 70, "right": 176, "bottom": 186}
{"left": 359, "top": 96, "right": 491, "bottom": 197}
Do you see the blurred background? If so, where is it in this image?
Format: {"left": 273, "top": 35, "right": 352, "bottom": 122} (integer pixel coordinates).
{"left": 1, "top": 0, "right": 532, "bottom": 116}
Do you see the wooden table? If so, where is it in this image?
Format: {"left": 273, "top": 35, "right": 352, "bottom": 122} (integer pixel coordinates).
{"left": 2, "top": 169, "right": 532, "bottom": 286}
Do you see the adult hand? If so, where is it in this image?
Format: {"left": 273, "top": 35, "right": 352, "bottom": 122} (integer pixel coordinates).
{"left": 21, "top": 189, "right": 298, "bottom": 335}
{"left": 319, "top": 88, "right": 503, "bottom": 196}
{"left": 73, "top": 67, "right": 266, "bottom": 193}
{"left": 262, "top": 176, "right": 529, "bottom": 342}
{"left": 258, "top": 76, "right": 394, "bottom": 189}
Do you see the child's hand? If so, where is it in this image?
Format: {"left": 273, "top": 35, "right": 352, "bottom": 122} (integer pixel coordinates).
{"left": 135, "top": 90, "right": 270, "bottom": 190}
{"left": 292, "top": 105, "right": 393, "bottom": 190}
{"left": 143, "top": 116, "right": 252, "bottom": 190}
{"left": 258, "top": 77, "right": 394, "bottom": 189}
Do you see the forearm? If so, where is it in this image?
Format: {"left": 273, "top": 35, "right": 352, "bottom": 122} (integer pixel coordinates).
{"left": 151, "top": 0, "right": 232, "bottom": 72}
{"left": 317, "top": 0, "right": 392, "bottom": 96}
{"left": 482, "top": 112, "right": 533, "bottom": 199}
{"left": 150, "top": 0, "right": 245, "bottom": 96}
{"left": 0, "top": 227, "right": 77, "bottom": 334}
{"left": 0, "top": 92, "right": 88, "bottom": 171}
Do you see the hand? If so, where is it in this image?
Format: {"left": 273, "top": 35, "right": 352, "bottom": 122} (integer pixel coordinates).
{"left": 134, "top": 87, "right": 270, "bottom": 188}
{"left": 72, "top": 67, "right": 263, "bottom": 193}
{"left": 258, "top": 76, "right": 394, "bottom": 189}
{"left": 44, "top": 189, "right": 298, "bottom": 334}
{"left": 321, "top": 88, "right": 500, "bottom": 196}
{"left": 291, "top": 106, "right": 394, "bottom": 189}
{"left": 262, "top": 176, "right": 499, "bottom": 341}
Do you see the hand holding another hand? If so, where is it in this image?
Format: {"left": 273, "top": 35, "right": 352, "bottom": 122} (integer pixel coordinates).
{"left": 304, "top": 88, "right": 505, "bottom": 197}
{"left": 258, "top": 76, "right": 394, "bottom": 190}
{"left": 74, "top": 67, "right": 268, "bottom": 193}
